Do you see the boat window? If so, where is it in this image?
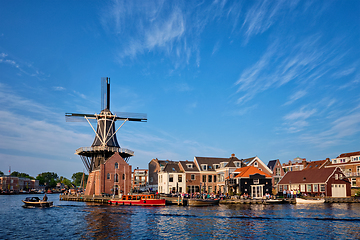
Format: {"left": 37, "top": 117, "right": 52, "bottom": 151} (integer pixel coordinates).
{"left": 137, "top": 196, "right": 141, "bottom": 200}
{"left": 122, "top": 196, "right": 126, "bottom": 200}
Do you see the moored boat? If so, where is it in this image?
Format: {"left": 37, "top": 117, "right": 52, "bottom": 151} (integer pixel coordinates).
{"left": 187, "top": 198, "right": 219, "bottom": 206}
{"left": 22, "top": 197, "right": 53, "bottom": 207}
{"left": 108, "top": 194, "right": 166, "bottom": 206}
{"left": 296, "top": 198, "right": 325, "bottom": 204}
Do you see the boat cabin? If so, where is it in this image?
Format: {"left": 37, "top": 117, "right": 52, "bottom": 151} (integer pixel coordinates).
{"left": 121, "top": 194, "right": 159, "bottom": 200}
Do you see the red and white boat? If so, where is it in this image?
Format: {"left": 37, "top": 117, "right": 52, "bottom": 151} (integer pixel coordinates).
{"left": 108, "top": 194, "right": 166, "bottom": 206}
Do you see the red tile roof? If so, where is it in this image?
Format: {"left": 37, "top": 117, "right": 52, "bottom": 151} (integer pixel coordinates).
{"left": 233, "top": 166, "right": 272, "bottom": 178}
{"left": 278, "top": 167, "right": 339, "bottom": 185}
{"left": 338, "top": 151, "right": 360, "bottom": 158}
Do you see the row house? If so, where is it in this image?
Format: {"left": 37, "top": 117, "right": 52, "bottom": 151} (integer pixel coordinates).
{"left": 227, "top": 166, "right": 272, "bottom": 198}
{"left": 157, "top": 162, "right": 185, "bottom": 194}
{"left": 325, "top": 151, "right": 360, "bottom": 188}
{"left": 277, "top": 167, "right": 351, "bottom": 197}
{"left": 178, "top": 161, "right": 200, "bottom": 193}
{"left": 267, "top": 159, "right": 285, "bottom": 186}
{"left": 195, "top": 154, "right": 246, "bottom": 194}
{"left": 148, "top": 158, "right": 176, "bottom": 191}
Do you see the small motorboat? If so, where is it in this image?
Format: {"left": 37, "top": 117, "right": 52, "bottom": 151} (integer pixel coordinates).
{"left": 296, "top": 198, "right": 325, "bottom": 204}
{"left": 22, "top": 197, "right": 53, "bottom": 207}
{"left": 187, "top": 198, "right": 219, "bottom": 206}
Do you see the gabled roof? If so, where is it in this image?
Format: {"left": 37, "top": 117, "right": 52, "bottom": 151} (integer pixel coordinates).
{"left": 162, "top": 162, "right": 182, "bottom": 173}
{"left": 338, "top": 151, "right": 360, "bottom": 158}
{"left": 224, "top": 156, "right": 246, "bottom": 168}
{"left": 278, "top": 167, "right": 340, "bottom": 185}
{"left": 179, "top": 161, "right": 199, "bottom": 172}
{"left": 242, "top": 157, "right": 256, "bottom": 165}
{"left": 267, "top": 160, "right": 278, "bottom": 171}
{"left": 195, "top": 156, "right": 236, "bottom": 171}
{"left": 233, "top": 166, "right": 272, "bottom": 178}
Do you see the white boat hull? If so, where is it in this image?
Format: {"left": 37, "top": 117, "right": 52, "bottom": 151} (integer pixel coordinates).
{"left": 296, "top": 198, "right": 325, "bottom": 204}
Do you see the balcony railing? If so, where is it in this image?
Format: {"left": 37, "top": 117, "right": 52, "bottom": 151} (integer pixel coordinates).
{"left": 344, "top": 172, "right": 360, "bottom": 177}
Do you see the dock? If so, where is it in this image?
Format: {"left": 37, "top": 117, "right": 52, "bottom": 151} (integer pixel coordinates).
{"left": 59, "top": 194, "right": 112, "bottom": 204}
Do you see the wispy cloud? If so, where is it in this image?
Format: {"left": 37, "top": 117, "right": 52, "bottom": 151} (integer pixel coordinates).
{"left": 283, "top": 89, "right": 307, "bottom": 106}
{"left": 283, "top": 106, "right": 317, "bottom": 133}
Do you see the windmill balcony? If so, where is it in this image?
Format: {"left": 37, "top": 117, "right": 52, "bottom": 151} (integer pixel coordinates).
{"left": 75, "top": 146, "right": 134, "bottom": 156}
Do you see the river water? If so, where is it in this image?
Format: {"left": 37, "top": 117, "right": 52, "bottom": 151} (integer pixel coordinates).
{"left": 1, "top": 194, "right": 360, "bottom": 239}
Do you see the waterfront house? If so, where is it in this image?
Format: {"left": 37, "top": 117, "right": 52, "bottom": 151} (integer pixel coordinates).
{"left": 178, "top": 161, "right": 200, "bottom": 194}
{"left": 157, "top": 162, "right": 186, "bottom": 194}
{"left": 227, "top": 166, "right": 272, "bottom": 198}
{"left": 194, "top": 154, "right": 245, "bottom": 194}
{"left": 243, "top": 156, "right": 273, "bottom": 176}
{"left": 267, "top": 159, "right": 285, "bottom": 187}
{"left": 277, "top": 167, "right": 351, "bottom": 197}
{"left": 148, "top": 158, "right": 176, "bottom": 192}
{"left": 325, "top": 151, "right": 360, "bottom": 189}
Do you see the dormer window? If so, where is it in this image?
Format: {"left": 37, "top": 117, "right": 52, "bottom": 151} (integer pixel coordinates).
{"left": 201, "top": 164, "right": 207, "bottom": 171}
{"left": 186, "top": 164, "right": 193, "bottom": 168}
{"left": 220, "top": 162, "right": 228, "bottom": 168}
{"left": 234, "top": 162, "right": 241, "bottom": 167}
{"left": 254, "top": 162, "right": 258, "bottom": 167}
{"left": 213, "top": 164, "right": 219, "bottom": 169}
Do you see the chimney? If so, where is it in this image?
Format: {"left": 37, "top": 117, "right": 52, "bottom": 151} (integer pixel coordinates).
{"left": 231, "top": 153, "right": 235, "bottom": 157}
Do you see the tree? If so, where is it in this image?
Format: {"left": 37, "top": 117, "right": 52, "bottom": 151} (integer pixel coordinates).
{"left": 0, "top": 170, "right": 3, "bottom": 176}
{"left": 58, "top": 176, "right": 72, "bottom": 189}
{"left": 10, "top": 171, "right": 34, "bottom": 179}
{"left": 72, "top": 172, "right": 88, "bottom": 187}
{"left": 36, "top": 172, "right": 59, "bottom": 188}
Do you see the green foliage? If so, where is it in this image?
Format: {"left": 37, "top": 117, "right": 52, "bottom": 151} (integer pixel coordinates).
{"left": 0, "top": 170, "right": 3, "bottom": 176}
{"left": 10, "top": 171, "right": 35, "bottom": 179}
{"left": 36, "top": 172, "right": 59, "bottom": 188}
{"left": 71, "top": 172, "right": 88, "bottom": 187}
{"left": 58, "top": 176, "right": 72, "bottom": 188}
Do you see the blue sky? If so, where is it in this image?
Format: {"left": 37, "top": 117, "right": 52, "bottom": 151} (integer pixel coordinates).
{"left": 0, "top": 0, "right": 359, "bottom": 179}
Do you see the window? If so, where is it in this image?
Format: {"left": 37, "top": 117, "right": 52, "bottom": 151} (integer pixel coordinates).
{"left": 306, "top": 184, "right": 312, "bottom": 192}
{"left": 313, "top": 184, "right": 318, "bottom": 192}
{"left": 150, "top": 177, "right": 153, "bottom": 183}
{"left": 159, "top": 175, "right": 162, "bottom": 183}
{"left": 202, "top": 175, "right": 206, "bottom": 182}
{"left": 115, "top": 162, "right": 118, "bottom": 169}
{"left": 114, "top": 173, "right": 119, "bottom": 182}
{"left": 352, "top": 178, "right": 356, "bottom": 187}
{"left": 254, "top": 179, "right": 259, "bottom": 184}
{"left": 254, "top": 162, "right": 258, "bottom": 167}
{"left": 191, "top": 174, "right": 195, "bottom": 180}
{"left": 335, "top": 174, "right": 338, "bottom": 180}
{"left": 208, "top": 165, "right": 212, "bottom": 170}
{"left": 178, "top": 175, "right": 182, "bottom": 182}
{"left": 186, "top": 164, "right": 193, "bottom": 168}
{"left": 169, "top": 175, "right": 173, "bottom": 182}
{"left": 276, "top": 168, "right": 281, "bottom": 176}
{"left": 208, "top": 186, "right": 212, "bottom": 193}
{"left": 208, "top": 175, "right": 212, "bottom": 182}
{"left": 320, "top": 184, "right": 325, "bottom": 192}
{"left": 214, "top": 175, "right": 217, "bottom": 182}
{"left": 279, "top": 185, "right": 283, "bottom": 192}
{"left": 300, "top": 184, "right": 305, "bottom": 192}
{"left": 213, "top": 164, "right": 219, "bottom": 169}
{"left": 123, "top": 174, "right": 125, "bottom": 180}
{"left": 201, "top": 165, "right": 207, "bottom": 171}
{"left": 333, "top": 160, "right": 337, "bottom": 164}
{"left": 107, "top": 173, "right": 110, "bottom": 180}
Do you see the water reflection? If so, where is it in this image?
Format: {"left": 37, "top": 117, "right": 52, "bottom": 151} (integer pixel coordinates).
{"left": 2, "top": 194, "right": 360, "bottom": 239}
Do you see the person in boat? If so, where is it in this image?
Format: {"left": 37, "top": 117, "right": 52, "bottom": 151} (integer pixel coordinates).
{"left": 43, "top": 194, "right": 48, "bottom": 201}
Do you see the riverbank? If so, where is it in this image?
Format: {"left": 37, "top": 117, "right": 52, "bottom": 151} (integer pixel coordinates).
{"left": 60, "top": 194, "right": 360, "bottom": 205}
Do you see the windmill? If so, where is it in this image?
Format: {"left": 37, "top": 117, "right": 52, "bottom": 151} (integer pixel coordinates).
{"left": 66, "top": 77, "right": 147, "bottom": 173}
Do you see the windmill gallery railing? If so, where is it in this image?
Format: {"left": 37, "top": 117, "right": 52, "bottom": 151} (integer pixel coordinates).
{"left": 75, "top": 146, "right": 134, "bottom": 156}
